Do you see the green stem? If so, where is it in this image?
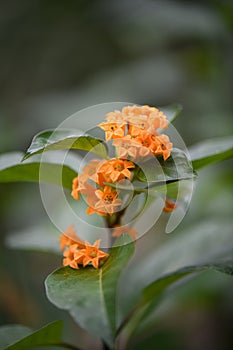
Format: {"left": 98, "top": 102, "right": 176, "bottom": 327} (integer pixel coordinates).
{"left": 105, "top": 205, "right": 129, "bottom": 249}
{"left": 104, "top": 177, "right": 194, "bottom": 194}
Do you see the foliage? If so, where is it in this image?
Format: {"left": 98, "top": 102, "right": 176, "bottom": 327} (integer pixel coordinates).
{"left": 0, "top": 105, "right": 232, "bottom": 350}
{"left": 0, "top": 321, "right": 64, "bottom": 350}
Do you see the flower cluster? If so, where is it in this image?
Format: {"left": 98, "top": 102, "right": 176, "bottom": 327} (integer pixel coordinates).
{"left": 59, "top": 225, "right": 109, "bottom": 269}
{"left": 61, "top": 105, "right": 177, "bottom": 270}
{"left": 99, "top": 105, "right": 172, "bottom": 161}
{"left": 71, "top": 158, "right": 135, "bottom": 216}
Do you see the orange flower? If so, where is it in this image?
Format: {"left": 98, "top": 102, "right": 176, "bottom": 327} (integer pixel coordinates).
{"left": 112, "top": 225, "right": 137, "bottom": 240}
{"left": 59, "top": 234, "right": 76, "bottom": 250}
{"left": 71, "top": 176, "right": 80, "bottom": 200}
{"left": 123, "top": 105, "right": 156, "bottom": 117}
{"left": 149, "top": 110, "right": 168, "bottom": 131}
{"left": 127, "top": 118, "right": 150, "bottom": 137}
{"left": 153, "top": 134, "right": 173, "bottom": 160}
{"left": 98, "top": 121, "right": 126, "bottom": 141}
{"left": 81, "top": 159, "right": 103, "bottom": 183}
{"left": 95, "top": 161, "right": 113, "bottom": 187}
{"left": 60, "top": 226, "right": 109, "bottom": 269}
{"left": 134, "top": 131, "right": 156, "bottom": 157}
{"left": 163, "top": 199, "right": 177, "bottom": 212}
{"left": 123, "top": 105, "right": 168, "bottom": 133}
{"left": 71, "top": 159, "right": 103, "bottom": 201}
{"left": 105, "top": 109, "right": 124, "bottom": 123}
{"left": 98, "top": 158, "right": 135, "bottom": 183}
{"left": 59, "top": 225, "right": 86, "bottom": 250}
{"left": 95, "top": 186, "right": 122, "bottom": 215}
{"left": 63, "top": 244, "right": 81, "bottom": 269}
{"left": 86, "top": 190, "right": 107, "bottom": 216}
{"left": 71, "top": 175, "right": 97, "bottom": 201}
{"left": 86, "top": 205, "right": 107, "bottom": 216}
{"left": 112, "top": 135, "right": 141, "bottom": 159}
{"left": 74, "top": 240, "right": 109, "bottom": 269}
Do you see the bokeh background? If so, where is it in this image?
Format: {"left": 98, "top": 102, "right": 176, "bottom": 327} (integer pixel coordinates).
{"left": 0, "top": 1, "right": 232, "bottom": 349}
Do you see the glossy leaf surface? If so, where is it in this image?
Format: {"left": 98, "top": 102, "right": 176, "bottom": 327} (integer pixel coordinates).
{"left": 45, "top": 235, "right": 134, "bottom": 348}
{"left": 23, "top": 129, "right": 107, "bottom": 160}
{"left": 0, "top": 321, "right": 63, "bottom": 350}
{"left": 137, "top": 148, "right": 195, "bottom": 184}
{"left": 189, "top": 135, "right": 233, "bottom": 170}
{"left": 120, "top": 260, "right": 233, "bottom": 347}
{"left": 0, "top": 152, "right": 76, "bottom": 190}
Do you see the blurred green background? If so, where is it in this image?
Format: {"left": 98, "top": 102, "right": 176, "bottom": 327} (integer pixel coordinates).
{"left": 0, "top": 1, "right": 232, "bottom": 349}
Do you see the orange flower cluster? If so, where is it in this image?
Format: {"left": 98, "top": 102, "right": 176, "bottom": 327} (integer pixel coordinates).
{"left": 59, "top": 105, "right": 177, "bottom": 270}
{"left": 59, "top": 225, "right": 109, "bottom": 269}
{"left": 71, "top": 158, "right": 135, "bottom": 216}
{"left": 99, "top": 105, "right": 172, "bottom": 160}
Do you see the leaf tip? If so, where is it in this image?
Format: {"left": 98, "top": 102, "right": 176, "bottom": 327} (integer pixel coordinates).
{"left": 21, "top": 153, "right": 30, "bottom": 162}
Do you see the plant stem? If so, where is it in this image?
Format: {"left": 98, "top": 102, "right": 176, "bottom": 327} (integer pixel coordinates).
{"left": 102, "top": 340, "right": 111, "bottom": 350}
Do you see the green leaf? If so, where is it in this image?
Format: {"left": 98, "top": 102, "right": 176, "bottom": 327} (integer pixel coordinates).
{"left": 160, "top": 104, "right": 183, "bottom": 123}
{"left": 119, "top": 260, "right": 233, "bottom": 346}
{"left": 136, "top": 148, "right": 196, "bottom": 184}
{"left": 0, "top": 152, "right": 76, "bottom": 190}
{"left": 0, "top": 321, "right": 63, "bottom": 350}
{"left": 142, "top": 261, "right": 233, "bottom": 302}
{"left": 118, "top": 218, "right": 233, "bottom": 325}
{"left": 0, "top": 326, "right": 31, "bottom": 350}
{"left": 5, "top": 201, "right": 103, "bottom": 254}
{"left": 189, "top": 135, "right": 233, "bottom": 170}
{"left": 5, "top": 223, "right": 60, "bottom": 254}
{"left": 23, "top": 129, "right": 107, "bottom": 160}
{"left": 45, "top": 235, "right": 135, "bottom": 348}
